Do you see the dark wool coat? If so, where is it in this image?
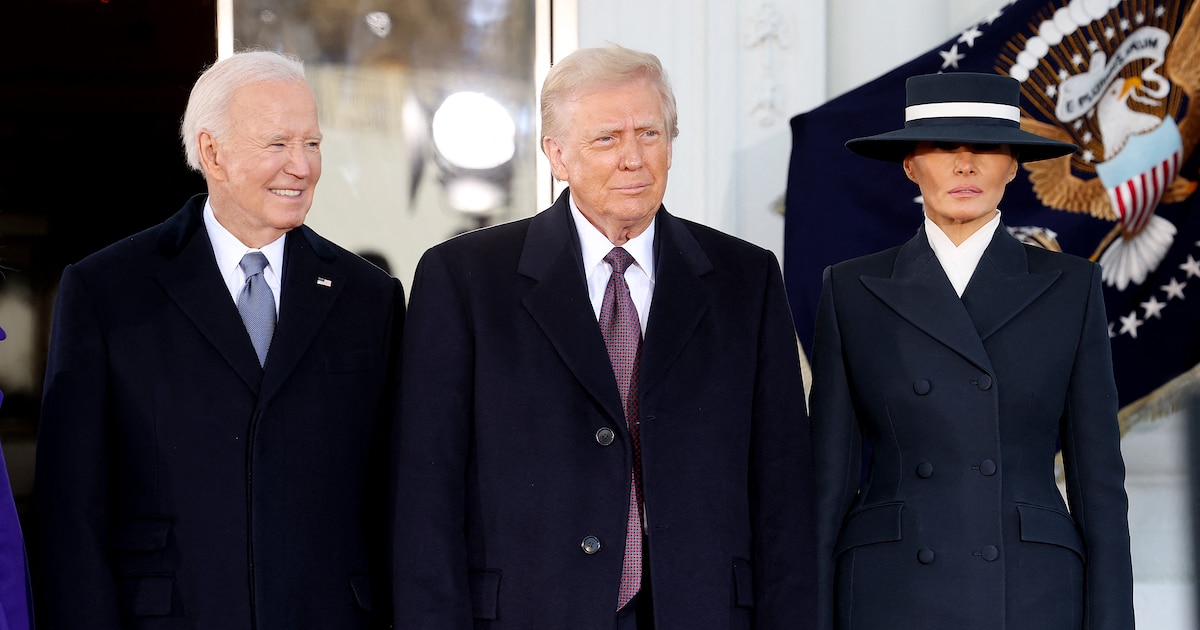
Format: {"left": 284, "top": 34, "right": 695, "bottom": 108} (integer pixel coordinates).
{"left": 809, "top": 224, "right": 1134, "bottom": 630}
{"left": 392, "top": 189, "right": 816, "bottom": 630}
{"left": 35, "top": 195, "right": 403, "bottom": 630}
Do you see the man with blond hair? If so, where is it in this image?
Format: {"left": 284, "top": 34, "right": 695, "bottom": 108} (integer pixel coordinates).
{"left": 393, "top": 44, "right": 815, "bottom": 629}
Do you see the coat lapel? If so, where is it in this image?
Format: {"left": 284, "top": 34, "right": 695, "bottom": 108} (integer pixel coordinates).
{"left": 961, "top": 225, "right": 1060, "bottom": 340}
{"left": 860, "top": 228, "right": 993, "bottom": 373}
{"left": 154, "top": 196, "right": 265, "bottom": 392}
{"left": 258, "top": 226, "right": 343, "bottom": 405}
{"left": 519, "top": 192, "right": 626, "bottom": 424}
{"left": 638, "top": 210, "right": 711, "bottom": 399}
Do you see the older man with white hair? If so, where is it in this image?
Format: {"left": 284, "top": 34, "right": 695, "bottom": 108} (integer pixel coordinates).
{"left": 34, "top": 50, "right": 403, "bottom": 630}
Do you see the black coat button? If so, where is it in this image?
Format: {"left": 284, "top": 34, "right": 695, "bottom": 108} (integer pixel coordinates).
{"left": 917, "top": 548, "right": 935, "bottom": 564}
{"left": 595, "top": 427, "right": 615, "bottom": 446}
{"left": 581, "top": 536, "right": 601, "bottom": 555}
{"left": 979, "top": 459, "right": 997, "bottom": 476}
{"left": 975, "top": 374, "right": 993, "bottom": 390}
{"left": 913, "top": 379, "right": 932, "bottom": 395}
{"left": 916, "top": 462, "right": 934, "bottom": 479}
{"left": 981, "top": 545, "right": 999, "bottom": 562}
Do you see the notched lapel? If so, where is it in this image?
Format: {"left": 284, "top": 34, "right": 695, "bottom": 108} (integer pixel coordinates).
{"left": 639, "top": 213, "right": 712, "bottom": 398}
{"left": 259, "top": 230, "right": 344, "bottom": 403}
{"left": 519, "top": 202, "right": 626, "bottom": 424}
{"left": 862, "top": 235, "right": 992, "bottom": 373}
{"left": 156, "top": 220, "right": 265, "bottom": 392}
{"left": 962, "top": 230, "right": 1060, "bottom": 340}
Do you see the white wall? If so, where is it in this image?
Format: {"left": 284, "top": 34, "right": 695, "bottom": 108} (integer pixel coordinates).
{"left": 826, "top": 0, "right": 1011, "bottom": 96}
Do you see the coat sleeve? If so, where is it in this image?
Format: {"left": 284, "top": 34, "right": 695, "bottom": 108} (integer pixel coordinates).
{"left": 391, "top": 247, "right": 476, "bottom": 630}
{"left": 750, "top": 252, "right": 818, "bottom": 628}
{"left": 33, "top": 264, "right": 124, "bottom": 629}
{"left": 807, "top": 265, "right": 864, "bottom": 630}
{"left": 1059, "top": 263, "right": 1134, "bottom": 630}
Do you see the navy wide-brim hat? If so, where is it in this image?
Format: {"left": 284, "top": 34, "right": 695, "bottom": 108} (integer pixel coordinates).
{"left": 845, "top": 72, "right": 1077, "bottom": 163}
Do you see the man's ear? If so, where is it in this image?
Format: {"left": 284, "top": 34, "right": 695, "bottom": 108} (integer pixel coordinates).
{"left": 198, "top": 130, "right": 225, "bottom": 181}
{"left": 543, "top": 136, "right": 568, "bottom": 181}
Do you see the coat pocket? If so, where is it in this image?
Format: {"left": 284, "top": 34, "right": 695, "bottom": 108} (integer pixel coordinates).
{"left": 1016, "top": 503, "right": 1085, "bottom": 560}
{"left": 112, "top": 516, "right": 175, "bottom": 617}
{"left": 117, "top": 574, "right": 175, "bottom": 617}
{"left": 111, "top": 515, "right": 171, "bottom": 552}
{"left": 834, "top": 502, "right": 903, "bottom": 556}
{"left": 324, "top": 348, "right": 382, "bottom": 374}
{"left": 470, "top": 569, "right": 502, "bottom": 620}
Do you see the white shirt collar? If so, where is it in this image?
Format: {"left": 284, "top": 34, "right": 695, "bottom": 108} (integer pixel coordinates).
{"left": 569, "top": 194, "right": 656, "bottom": 334}
{"left": 204, "top": 198, "right": 286, "bottom": 309}
{"left": 569, "top": 196, "right": 656, "bottom": 283}
{"left": 924, "top": 211, "right": 1001, "bottom": 297}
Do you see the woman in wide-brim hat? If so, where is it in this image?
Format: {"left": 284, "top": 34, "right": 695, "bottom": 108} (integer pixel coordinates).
{"left": 807, "top": 71, "right": 1135, "bottom": 630}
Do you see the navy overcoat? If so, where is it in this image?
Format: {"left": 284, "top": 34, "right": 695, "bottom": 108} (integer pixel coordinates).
{"left": 35, "top": 194, "right": 403, "bottom": 629}
{"left": 392, "top": 189, "right": 816, "bottom": 629}
{"left": 809, "top": 224, "right": 1134, "bottom": 629}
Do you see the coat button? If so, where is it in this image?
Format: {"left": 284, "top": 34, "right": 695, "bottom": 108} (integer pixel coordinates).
{"left": 595, "top": 427, "right": 615, "bottom": 446}
{"left": 916, "top": 462, "right": 934, "bottom": 479}
{"left": 913, "top": 379, "right": 932, "bottom": 395}
{"left": 979, "top": 459, "right": 997, "bottom": 476}
{"left": 981, "top": 545, "right": 999, "bottom": 562}
{"left": 917, "top": 548, "right": 935, "bottom": 564}
{"left": 581, "top": 536, "right": 601, "bottom": 555}
{"left": 974, "top": 374, "right": 993, "bottom": 391}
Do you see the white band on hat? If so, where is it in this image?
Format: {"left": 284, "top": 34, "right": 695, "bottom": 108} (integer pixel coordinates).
{"left": 905, "top": 102, "right": 1020, "bottom": 123}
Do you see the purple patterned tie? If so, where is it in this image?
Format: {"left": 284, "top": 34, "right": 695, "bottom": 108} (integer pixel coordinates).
{"left": 599, "top": 247, "right": 643, "bottom": 610}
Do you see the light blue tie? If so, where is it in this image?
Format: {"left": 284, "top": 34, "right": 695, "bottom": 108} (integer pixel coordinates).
{"left": 237, "top": 252, "right": 276, "bottom": 367}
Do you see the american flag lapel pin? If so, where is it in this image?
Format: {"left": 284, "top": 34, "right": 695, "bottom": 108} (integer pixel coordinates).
{"left": 317, "top": 277, "right": 333, "bottom": 287}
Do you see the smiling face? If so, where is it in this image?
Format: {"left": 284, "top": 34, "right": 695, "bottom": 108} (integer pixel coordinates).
{"left": 903, "top": 141, "right": 1018, "bottom": 244}
{"left": 198, "top": 80, "right": 323, "bottom": 248}
{"left": 542, "top": 77, "right": 672, "bottom": 245}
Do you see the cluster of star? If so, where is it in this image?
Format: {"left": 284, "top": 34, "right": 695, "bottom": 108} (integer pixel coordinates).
{"left": 936, "top": 6, "right": 1005, "bottom": 70}
{"left": 937, "top": 0, "right": 1170, "bottom": 84}
{"left": 1111, "top": 241, "right": 1200, "bottom": 339}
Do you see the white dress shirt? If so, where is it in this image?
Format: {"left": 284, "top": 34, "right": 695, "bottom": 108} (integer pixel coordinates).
{"left": 570, "top": 198, "right": 656, "bottom": 336}
{"left": 204, "top": 199, "right": 286, "bottom": 316}
{"left": 924, "top": 211, "right": 1001, "bottom": 298}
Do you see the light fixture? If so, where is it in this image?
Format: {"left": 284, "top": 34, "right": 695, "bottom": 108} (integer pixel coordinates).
{"left": 431, "top": 91, "right": 516, "bottom": 170}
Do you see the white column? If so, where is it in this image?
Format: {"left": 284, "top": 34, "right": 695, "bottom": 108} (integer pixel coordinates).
{"left": 1122, "top": 412, "right": 1197, "bottom": 629}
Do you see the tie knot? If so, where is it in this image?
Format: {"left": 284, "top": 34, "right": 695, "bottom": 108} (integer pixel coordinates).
{"left": 239, "top": 252, "right": 269, "bottom": 276}
{"left": 604, "top": 247, "right": 635, "bottom": 275}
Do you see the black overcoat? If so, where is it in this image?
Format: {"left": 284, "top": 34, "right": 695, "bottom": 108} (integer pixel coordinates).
{"left": 35, "top": 194, "right": 403, "bottom": 629}
{"left": 392, "top": 189, "right": 816, "bottom": 629}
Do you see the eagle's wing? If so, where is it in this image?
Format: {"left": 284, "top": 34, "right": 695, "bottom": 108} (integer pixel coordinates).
{"left": 1166, "top": 1, "right": 1200, "bottom": 157}
{"left": 1020, "top": 117, "right": 1117, "bottom": 221}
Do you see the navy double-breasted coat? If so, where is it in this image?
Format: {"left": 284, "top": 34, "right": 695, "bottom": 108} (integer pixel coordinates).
{"left": 809, "top": 224, "right": 1134, "bottom": 629}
